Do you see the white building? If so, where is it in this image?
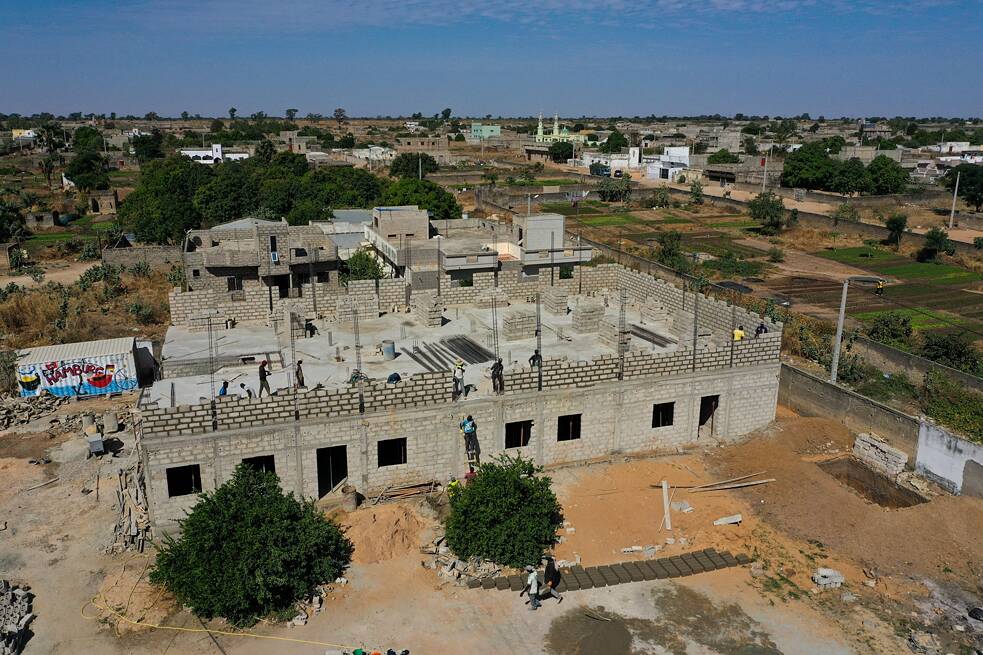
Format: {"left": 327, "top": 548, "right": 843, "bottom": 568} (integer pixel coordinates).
{"left": 645, "top": 146, "right": 690, "bottom": 182}
{"left": 179, "top": 143, "right": 250, "bottom": 165}
{"left": 351, "top": 145, "right": 396, "bottom": 162}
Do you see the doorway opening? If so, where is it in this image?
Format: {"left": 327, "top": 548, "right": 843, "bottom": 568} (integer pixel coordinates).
{"left": 316, "top": 446, "right": 348, "bottom": 498}
{"left": 698, "top": 395, "right": 719, "bottom": 438}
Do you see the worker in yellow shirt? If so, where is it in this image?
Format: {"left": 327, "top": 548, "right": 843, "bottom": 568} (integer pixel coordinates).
{"left": 733, "top": 325, "right": 746, "bottom": 341}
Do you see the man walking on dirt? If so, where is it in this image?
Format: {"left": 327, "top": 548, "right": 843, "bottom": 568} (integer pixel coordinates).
{"left": 520, "top": 565, "right": 540, "bottom": 610}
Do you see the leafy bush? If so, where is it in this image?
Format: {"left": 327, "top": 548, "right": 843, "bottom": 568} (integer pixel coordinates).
{"left": 919, "top": 333, "right": 982, "bottom": 375}
{"left": 166, "top": 266, "right": 185, "bottom": 287}
{"left": 865, "top": 311, "right": 913, "bottom": 349}
{"left": 748, "top": 191, "right": 785, "bottom": 234}
{"left": 78, "top": 241, "right": 100, "bottom": 261}
{"left": 831, "top": 203, "right": 859, "bottom": 225}
{"left": 643, "top": 187, "right": 671, "bottom": 209}
{"left": 917, "top": 227, "right": 954, "bottom": 262}
{"left": 702, "top": 251, "right": 763, "bottom": 278}
{"left": 126, "top": 301, "right": 155, "bottom": 324}
{"left": 855, "top": 371, "right": 918, "bottom": 404}
{"left": 559, "top": 264, "right": 574, "bottom": 279}
{"left": 920, "top": 372, "right": 983, "bottom": 442}
{"left": 767, "top": 247, "right": 785, "bottom": 263}
{"left": 150, "top": 465, "right": 352, "bottom": 626}
{"left": 689, "top": 179, "right": 704, "bottom": 205}
{"left": 445, "top": 454, "right": 563, "bottom": 568}
{"left": 341, "top": 249, "right": 384, "bottom": 283}
{"left": 129, "top": 261, "right": 151, "bottom": 278}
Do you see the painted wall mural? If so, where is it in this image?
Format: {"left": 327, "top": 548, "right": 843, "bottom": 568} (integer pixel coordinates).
{"left": 18, "top": 353, "right": 138, "bottom": 397}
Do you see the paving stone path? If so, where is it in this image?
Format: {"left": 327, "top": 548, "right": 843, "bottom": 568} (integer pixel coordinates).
{"left": 469, "top": 549, "right": 751, "bottom": 592}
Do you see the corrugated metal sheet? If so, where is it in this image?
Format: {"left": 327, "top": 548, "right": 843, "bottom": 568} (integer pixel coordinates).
{"left": 18, "top": 337, "right": 135, "bottom": 366}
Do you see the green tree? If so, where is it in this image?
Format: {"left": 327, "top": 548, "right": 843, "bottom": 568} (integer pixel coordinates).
{"left": 254, "top": 139, "right": 275, "bottom": 163}
{"left": 742, "top": 136, "right": 758, "bottom": 155}
{"left": 645, "top": 187, "right": 671, "bottom": 209}
{"left": 918, "top": 226, "right": 954, "bottom": 262}
{"left": 599, "top": 129, "right": 628, "bottom": 153}
{"left": 132, "top": 130, "right": 165, "bottom": 163}
{"left": 444, "top": 454, "right": 562, "bottom": 568}
{"left": 780, "top": 141, "right": 837, "bottom": 190}
{"left": 342, "top": 249, "right": 384, "bottom": 282}
{"left": 884, "top": 212, "right": 908, "bottom": 247}
{"left": 333, "top": 107, "right": 347, "bottom": 126}
{"left": 441, "top": 108, "right": 452, "bottom": 121}
{"left": 72, "top": 126, "right": 104, "bottom": 153}
{"left": 118, "top": 155, "right": 214, "bottom": 244}
{"left": 831, "top": 202, "right": 860, "bottom": 225}
{"left": 707, "top": 149, "right": 740, "bottom": 165}
{"left": 64, "top": 151, "right": 110, "bottom": 190}
{"left": 654, "top": 230, "right": 691, "bottom": 271}
{"left": 193, "top": 162, "right": 260, "bottom": 226}
{"left": 919, "top": 334, "right": 982, "bottom": 375}
{"left": 0, "top": 200, "right": 27, "bottom": 242}
{"left": 942, "top": 163, "right": 983, "bottom": 211}
{"left": 548, "top": 141, "right": 573, "bottom": 163}
{"left": 381, "top": 178, "right": 461, "bottom": 221}
{"left": 285, "top": 108, "right": 298, "bottom": 121}
{"left": 748, "top": 191, "right": 785, "bottom": 235}
{"left": 866, "top": 311, "right": 912, "bottom": 348}
{"left": 389, "top": 152, "right": 438, "bottom": 179}
{"left": 866, "top": 155, "right": 908, "bottom": 195}
{"left": 150, "top": 465, "right": 352, "bottom": 627}
{"left": 830, "top": 157, "right": 871, "bottom": 195}
{"left": 689, "top": 179, "right": 704, "bottom": 205}
{"left": 228, "top": 107, "right": 237, "bottom": 120}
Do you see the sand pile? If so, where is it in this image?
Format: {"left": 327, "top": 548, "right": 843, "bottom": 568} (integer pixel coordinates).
{"left": 342, "top": 503, "right": 429, "bottom": 564}
{"left": 94, "top": 558, "right": 176, "bottom": 635}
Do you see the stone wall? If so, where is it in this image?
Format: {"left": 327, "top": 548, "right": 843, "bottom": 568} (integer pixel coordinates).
{"left": 853, "top": 433, "right": 908, "bottom": 477}
{"left": 103, "top": 245, "right": 183, "bottom": 270}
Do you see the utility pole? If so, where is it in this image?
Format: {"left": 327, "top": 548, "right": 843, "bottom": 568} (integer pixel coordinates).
{"left": 948, "top": 170, "right": 961, "bottom": 229}
{"left": 418, "top": 154, "right": 422, "bottom": 180}
{"left": 830, "top": 280, "right": 849, "bottom": 384}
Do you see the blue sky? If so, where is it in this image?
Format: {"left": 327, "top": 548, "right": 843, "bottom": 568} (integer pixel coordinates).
{"left": 2, "top": 0, "right": 981, "bottom": 118}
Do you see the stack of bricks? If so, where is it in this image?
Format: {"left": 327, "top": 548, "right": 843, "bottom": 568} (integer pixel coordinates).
{"left": 412, "top": 290, "right": 443, "bottom": 327}
{"left": 542, "top": 286, "right": 569, "bottom": 315}
{"left": 599, "top": 318, "right": 631, "bottom": 353}
{"left": 474, "top": 286, "right": 509, "bottom": 310}
{"left": 571, "top": 299, "right": 604, "bottom": 333}
{"left": 502, "top": 308, "right": 536, "bottom": 341}
{"left": 0, "top": 579, "right": 33, "bottom": 655}
{"left": 853, "top": 433, "right": 908, "bottom": 477}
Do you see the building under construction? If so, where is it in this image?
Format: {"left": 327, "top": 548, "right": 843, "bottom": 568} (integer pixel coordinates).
{"left": 140, "top": 211, "right": 782, "bottom": 531}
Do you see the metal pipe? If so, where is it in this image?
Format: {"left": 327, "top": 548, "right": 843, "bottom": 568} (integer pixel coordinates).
{"left": 830, "top": 280, "right": 849, "bottom": 384}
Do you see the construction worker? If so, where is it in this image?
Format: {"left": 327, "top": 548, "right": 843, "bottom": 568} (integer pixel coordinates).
{"left": 754, "top": 322, "right": 768, "bottom": 338}
{"left": 448, "top": 477, "right": 461, "bottom": 497}
{"left": 460, "top": 415, "right": 478, "bottom": 463}
{"left": 452, "top": 360, "right": 466, "bottom": 399}
{"left": 238, "top": 382, "right": 254, "bottom": 399}
{"left": 732, "top": 325, "right": 745, "bottom": 342}
{"left": 875, "top": 279, "right": 885, "bottom": 296}
{"left": 490, "top": 358, "right": 504, "bottom": 394}
{"left": 258, "top": 360, "right": 272, "bottom": 397}
{"left": 295, "top": 360, "right": 305, "bottom": 389}
{"left": 529, "top": 349, "right": 543, "bottom": 368}
{"left": 218, "top": 380, "right": 229, "bottom": 397}
{"left": 520, "top": 565, "right": 541, "bottom": 610}
{"left": 541, "top": 556, "right": 563, "bottom": 604}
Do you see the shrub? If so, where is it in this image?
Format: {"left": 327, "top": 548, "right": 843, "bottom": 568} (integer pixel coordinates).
{"left": 865, "top": 311, "right": 912, "bottom": 349}
{"left": 920, "top": 372, "right": 983, "bottom": 442}
{"left": 689, "top": 179, "right": 704, "bottom": 205}
{"left": 445, "top": 454, "right": 562, "bottom": 568}
{"left": 166, "top": 266, "right": 185, "bottom": 287}
{"left": 78, "top": 241, "right": 100, "bottom": 261}
{"left": 832, "top": 203, "right": 859, "bottom": 225}
{"left": 767, "top": 247, "right": 785, "bottom": 263}
{"left": 748, "top": 191, "right": 785, "bottom": 234}
{"left": 129, "top": 261, "right": 151, "bottom": 278}
{"left": 150, "top": 465, "right": 352, "bottom": 626}
{"left": 126, "top": 301, "right": 155, "bottom": 324}
{"left": 917, "top": 227, "right": 954, "bottom": 262}
{"left": 341, "top": 249, "right": 384, "bottom": 283}
{"left": 703, "top": 251, "right": 763, "bottom": 278}
{"left": 919, "top": 332, "right": 982, "bottom": 375}
{"left": 559, "top": 264, "right": 574, "bottom": 279}
{"left": 643, "top": 188, "right": 671, "bottom": 209}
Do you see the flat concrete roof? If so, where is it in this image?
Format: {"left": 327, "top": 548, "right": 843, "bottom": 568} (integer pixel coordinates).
{"left": 151, "top": 292, "right": 680, "bottom": 407}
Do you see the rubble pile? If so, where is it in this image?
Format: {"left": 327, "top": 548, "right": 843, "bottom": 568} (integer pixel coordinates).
{"left": 419, "top": 536, "right": 501, "bottom": 586}
{"left": 289, "top": 578, "right": 346, "bottom": 627}
{"left": 0, "top": 580, "right": 33, "bottom": 655}
{"left": 107, "top": 463, "right": 152, "bottom": 554}
{"left": 0, "top": 394, "right": 73, "bottom": 431}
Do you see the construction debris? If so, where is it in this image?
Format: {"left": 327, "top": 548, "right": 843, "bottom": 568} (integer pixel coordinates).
{"left": 713, "top": 514, "right": 743, "bottom": 526}
{"left": 420, "top": 534, "right": 501, "bottom": 586}
{"left": 812, "top": 568, "right": 845, "bottom": 590}
{"left": 372, "top": 481, "right": 439, "bottom": 505}
{"left": 107, "top": 463, "right": 152, "bottom": 555}
{"left": 0, "top": 580, "right": 34, "bottom": 655}
{"left": 691, "top": 478, "right": 775, "bottom": 492}
{"left": 0, "top": 394, "right": 75, "bottom": 431}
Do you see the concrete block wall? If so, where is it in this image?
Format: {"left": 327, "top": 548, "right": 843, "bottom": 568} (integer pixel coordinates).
{"left": 102, "top": 245, "right": 182, "bottom": 270}
{"left": 853, "top": 433, "right": 908, "bottom": 477}
{"left": 143, "top": 361, "right": 781, "bottom": 532}
{"left": 140, "top": 371, "right": 452, "bottom": 438}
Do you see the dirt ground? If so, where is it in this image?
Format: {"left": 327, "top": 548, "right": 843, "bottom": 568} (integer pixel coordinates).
{"left": 3, "top": 258, "right": 96, "bottom": 288}
{"left": 2, "top": 404, "right": 981, "bottom": 654}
